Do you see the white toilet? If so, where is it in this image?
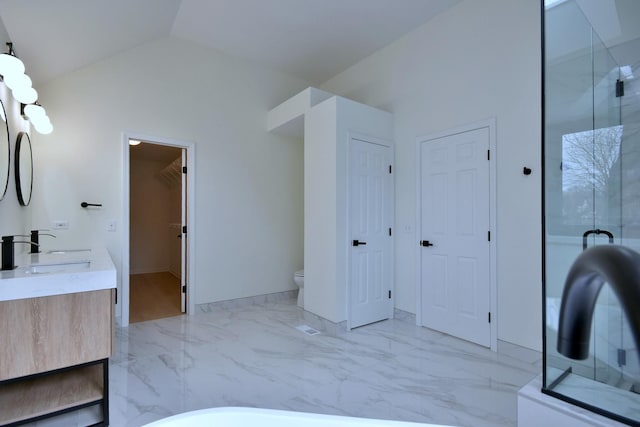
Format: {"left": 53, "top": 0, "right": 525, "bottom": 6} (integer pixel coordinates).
{"left": 293, "top": 270, "right": 304, "bottom": 307}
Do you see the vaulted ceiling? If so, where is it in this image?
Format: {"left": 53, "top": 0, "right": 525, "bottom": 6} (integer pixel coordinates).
{"left": 0, "top": 0, "right": 460, "bottom": 85}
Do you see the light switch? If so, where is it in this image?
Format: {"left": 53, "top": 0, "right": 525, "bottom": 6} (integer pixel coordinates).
{"left": 52, "top": 220, "right": 69, "bottom": 230}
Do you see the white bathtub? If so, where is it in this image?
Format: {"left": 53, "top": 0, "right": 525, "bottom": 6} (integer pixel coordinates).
{"left": 143, "top": 407, "right": 456, "bottom": 427}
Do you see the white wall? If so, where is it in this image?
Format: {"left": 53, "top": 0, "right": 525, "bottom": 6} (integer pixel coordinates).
{"left": 0, "top": 19, "right": 33, "bottom": 243}
{"left": 320, "top": 0, "right": 542, "bottom": 350}
{"left": 31, "top": 36, "right": 310, "bottom": 315}
{"left": 304, "top": 96, "right": 393, "bottom": 322}
{"left": 304, "top": 98, "right": 338, "bottom": 321}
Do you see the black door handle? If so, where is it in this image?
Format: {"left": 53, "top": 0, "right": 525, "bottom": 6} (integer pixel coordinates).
{"left": 352, "top": 239, "right": 367, "bottom": 247}
{"left": 582, "top": 229, "right": 614, "bottom": 251}
{"left": 420, "top": 240, "right": 434, "bottom": 247}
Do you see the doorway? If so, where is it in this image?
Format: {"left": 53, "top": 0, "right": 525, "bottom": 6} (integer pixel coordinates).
{"left": 416, "top": 120, "right": 497, "bottom": 349}
{"left": 122, "top": 134, "right": 196, "bottom": 327}
{"left": 129, "top": 142, "right": 184, "bottom": 322}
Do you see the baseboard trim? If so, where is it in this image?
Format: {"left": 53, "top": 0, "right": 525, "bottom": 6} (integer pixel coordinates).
{"left": 196, "top": 290, "right": 297, "bottom": 313}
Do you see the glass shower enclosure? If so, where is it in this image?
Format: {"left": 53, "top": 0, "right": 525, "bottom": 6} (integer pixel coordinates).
{"left": 542, "top": 0, "right": 640, "bottom": 424}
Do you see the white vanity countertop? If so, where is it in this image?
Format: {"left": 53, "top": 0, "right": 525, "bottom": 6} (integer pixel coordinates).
{"left": 0, "top": 247, "right": 116, "bottom": 302}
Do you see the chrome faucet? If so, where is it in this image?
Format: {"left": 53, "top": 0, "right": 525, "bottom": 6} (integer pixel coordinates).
{"left": 557, "top": 245, "right": 640, "bottom": 360}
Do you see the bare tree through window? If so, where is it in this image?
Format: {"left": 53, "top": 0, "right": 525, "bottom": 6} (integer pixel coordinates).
{"left": 562, "top": 125, "right": 622, "bottom": 227}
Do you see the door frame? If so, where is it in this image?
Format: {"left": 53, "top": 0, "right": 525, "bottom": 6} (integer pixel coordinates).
{"left": 415, "top": 118, "right": 497, "bottom": 351}
{"left": 121, "top": 132, "right": 196, "bottom": 327}
{"left": 346, "top": 132, "right": 394, "bottom": 330}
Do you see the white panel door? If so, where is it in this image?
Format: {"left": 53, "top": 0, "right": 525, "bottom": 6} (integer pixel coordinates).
{"left": 419, "top": 127, "right": 490, "bottom": 347}
{"left": 349, "top": 138, "right": 393, "bottom": 328}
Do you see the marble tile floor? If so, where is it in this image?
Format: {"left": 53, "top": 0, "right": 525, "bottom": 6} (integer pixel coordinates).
{"left": 29, "top": 296, "right": 542, "bottom": 427}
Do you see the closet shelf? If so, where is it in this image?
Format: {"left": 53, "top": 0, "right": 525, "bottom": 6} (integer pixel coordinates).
{"left": 157, "top": 157, "right": 182, "bottom": 187}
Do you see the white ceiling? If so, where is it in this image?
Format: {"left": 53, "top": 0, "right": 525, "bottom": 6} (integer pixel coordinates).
{"left": 0, "top": 0, "right": 460, "bottom": 85}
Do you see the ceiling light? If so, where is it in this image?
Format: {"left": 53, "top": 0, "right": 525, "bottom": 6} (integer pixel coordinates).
{"left": 129, "top": 139, "right": 142, "bottom": 146}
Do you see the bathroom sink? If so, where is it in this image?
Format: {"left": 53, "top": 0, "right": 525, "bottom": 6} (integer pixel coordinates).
{"left": 45, "top": 249, "right": 91, "bottom": 255}
{"left": 28, "top": 260, "right": 91, "bottom": 274}
{"left": 28, "top": 249, "right": 92, "bottom": 274}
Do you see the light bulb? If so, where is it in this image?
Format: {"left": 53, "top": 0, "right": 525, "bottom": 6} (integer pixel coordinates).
{"left": 0, "top": 53, "right": 25, "bottom": 78}
{"left": 24, "top": 104, "right": 46, "bottom": 119}
{"left": 33, "top": 117, "right": 53, "bottom": 134}
{"left": 4, "top": 73, "right": 31, "bottom": 91}
{"left": 30, "top": 113, "right": 48, "bottom": 127}
{"left": 12, "top": 86, "right": 38, "bottom": 104}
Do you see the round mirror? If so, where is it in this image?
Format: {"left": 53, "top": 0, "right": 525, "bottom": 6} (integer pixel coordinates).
{"left": 15, "top": 132, "right": 33, "bottom": 206}
{"left": 0, "top": 99, "right": 9, "bottom": 201}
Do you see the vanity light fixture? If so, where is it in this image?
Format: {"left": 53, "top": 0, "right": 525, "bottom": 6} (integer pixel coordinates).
{"left": 0, "top": 43, "right": 37, "bottom": 104}
{"left": 1, "top": 42, "right": 52, "bottom": 134}
{"left": 129, "top": 139, "right": 142, "bottom": 146}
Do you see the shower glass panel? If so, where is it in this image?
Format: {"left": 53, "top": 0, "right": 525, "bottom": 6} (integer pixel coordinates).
{"left": 543, "top": 0, "right": 640, "bottom": 424}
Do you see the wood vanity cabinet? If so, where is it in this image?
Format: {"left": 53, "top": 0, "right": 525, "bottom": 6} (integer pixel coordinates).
{"left": 0, "top": 289, "right": 114, "bottom": 426}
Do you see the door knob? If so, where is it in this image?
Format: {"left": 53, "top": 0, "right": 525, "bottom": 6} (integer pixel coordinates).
{"left": 420, "top": 240, "right": 434, "bottom": 247}
{"left": 352, "top": 239, "right": 367, "bottom": 247}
